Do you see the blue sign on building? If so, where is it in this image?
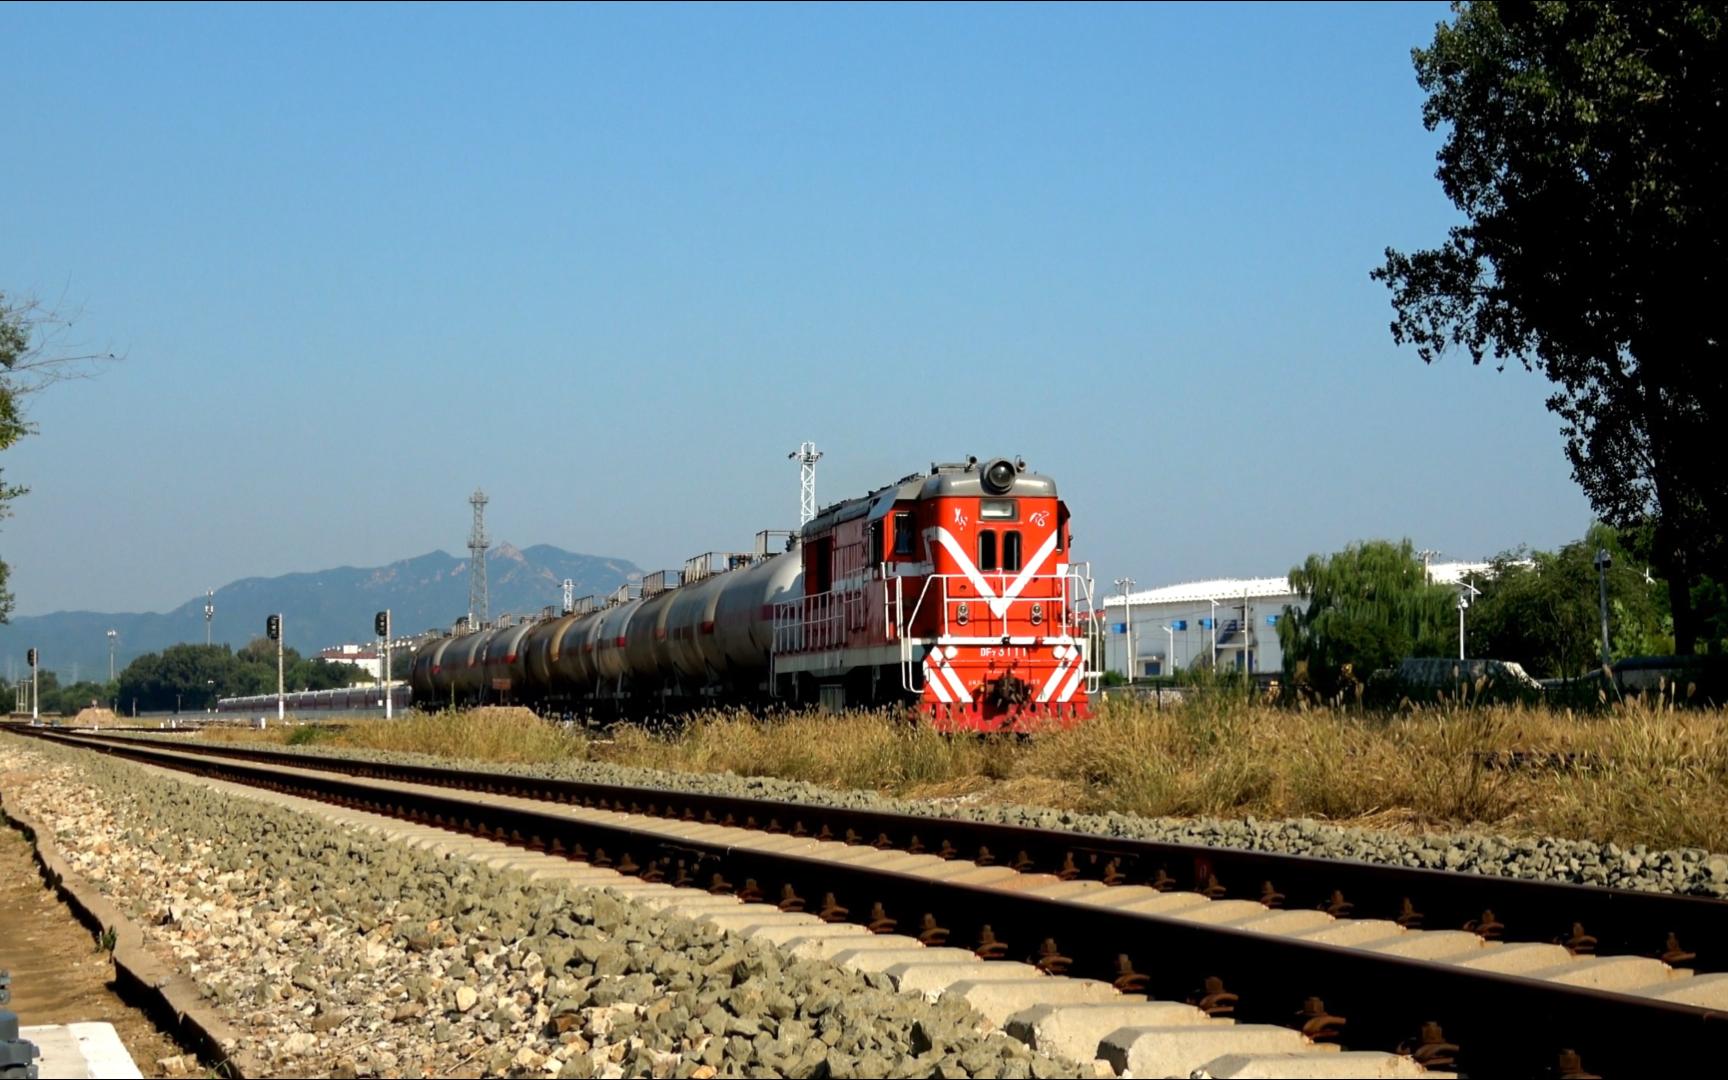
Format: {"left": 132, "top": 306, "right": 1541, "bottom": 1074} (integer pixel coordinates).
{"left": 1111, "top": 623, "right": 1126, "bottom": 634}
{"left": 1172, "top": 619, "right": 1187, "bottom": 630}
{"left": 1266, "top": 614, "right": 1280, "bottom": 626}
{"left": 1200, "top": 617, "right": 1214, "bottom": 629}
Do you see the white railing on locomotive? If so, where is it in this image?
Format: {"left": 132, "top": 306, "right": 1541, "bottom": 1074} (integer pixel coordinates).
{"left": 906, "top": 571, "right": 1089, "bottom": 639}
{"left": 771, "top": 587, "right": 861, "bottom": 653}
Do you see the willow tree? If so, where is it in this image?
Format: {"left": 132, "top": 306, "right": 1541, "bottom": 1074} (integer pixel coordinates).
{"left": 1279, "top": 539, "right": 1456, "bottom": 697}
{"left": 1374, "top": 3, "right": 1727, "bottom": 653}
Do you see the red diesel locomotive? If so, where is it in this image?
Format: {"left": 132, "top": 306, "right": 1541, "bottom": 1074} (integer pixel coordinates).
{"left": 412, "top": 456, "right": 1097, "bottom": 731}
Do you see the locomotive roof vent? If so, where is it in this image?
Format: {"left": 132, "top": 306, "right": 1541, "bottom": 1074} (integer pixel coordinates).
{"left": 982, "top": 457, "right": 1017, "bottom": 495}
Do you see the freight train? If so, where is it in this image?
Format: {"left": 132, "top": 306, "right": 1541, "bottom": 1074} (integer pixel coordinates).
{"left": 412, "top": 456, "right": 1096, "bottom": 731}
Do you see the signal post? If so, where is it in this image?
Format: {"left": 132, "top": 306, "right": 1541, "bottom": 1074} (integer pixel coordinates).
{"left": 266, "top": 614, "right": 284, "bottom": 720}
{"left": 375, "top": 610, "right": 392, "bottom": 719}
{"left": 27, "top": 648, "right": 39, "bottom": 722}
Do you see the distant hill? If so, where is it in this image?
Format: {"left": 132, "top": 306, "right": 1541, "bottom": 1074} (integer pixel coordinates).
{"left": 0, "top": 544, "right": 642, "bottom": 682}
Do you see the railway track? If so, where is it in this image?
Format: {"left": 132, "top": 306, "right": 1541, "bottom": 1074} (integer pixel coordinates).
{"left": 7, "top": 724, "right": 1723, "bottom": 1075}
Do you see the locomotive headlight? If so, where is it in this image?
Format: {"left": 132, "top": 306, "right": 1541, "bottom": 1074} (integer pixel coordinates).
{"left": 1030, "top": 602, "right": 1044, "bottom": 625}
{"left": 957, "top": 602, "right": 970, "bottom": 625}
{"left": 982, "top": 458, "right": 1017, "bottom": 495}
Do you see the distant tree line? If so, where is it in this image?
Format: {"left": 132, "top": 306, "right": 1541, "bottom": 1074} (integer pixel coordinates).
{"left": 1280, "top": 528, "right": 1702, "bottom": 699}
{"left": 3, "top": 640, "right": 364, "bottom": 715}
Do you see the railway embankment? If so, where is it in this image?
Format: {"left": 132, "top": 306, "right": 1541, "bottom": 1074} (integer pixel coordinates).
{"left": 0, "top": 734, "right": 1087, "bottom": 1079}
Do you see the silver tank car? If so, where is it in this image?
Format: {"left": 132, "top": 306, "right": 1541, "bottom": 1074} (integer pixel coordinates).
{"left": 592, "top": 598, "right": 638, "bottom": 685}
{"left": 523, "top": 614, "right": 577, "bottom": 693}
{"left": 481, "top": 621, "right": 536, "bottom": 701}
{"left": 712, "top": 550, "right": 802, "bottom": 676}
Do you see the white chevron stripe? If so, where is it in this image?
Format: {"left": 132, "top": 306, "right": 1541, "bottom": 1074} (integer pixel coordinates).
{"left": 933, "top": 528, "right": 1061, "bottom": 620}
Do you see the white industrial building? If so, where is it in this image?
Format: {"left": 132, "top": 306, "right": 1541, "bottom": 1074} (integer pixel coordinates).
{"left": 1100, "top": 562, "right": 1489, "bottom": 678}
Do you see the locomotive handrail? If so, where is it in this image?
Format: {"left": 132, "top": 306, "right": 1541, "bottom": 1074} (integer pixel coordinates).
{"left": 903, "top": 570, "right": 1094, "bottom": 642}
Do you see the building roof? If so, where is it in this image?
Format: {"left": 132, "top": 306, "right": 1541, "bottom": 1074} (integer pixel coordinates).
{"left": 1103, "top": 561, "right": 1492, "bottom": 608}
{"left": 1104, "top": 577, "right": 1292, "bottom": 607}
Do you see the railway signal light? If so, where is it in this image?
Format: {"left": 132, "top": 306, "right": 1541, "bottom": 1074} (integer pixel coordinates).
{"left": 375, "top": 611, "right": 390, "bottom": 638}
{"left": 27, "top": 648, "right": 37, "bottom": 667}
{"left": 266, "top": 614, "right": 281, "bottom": 641}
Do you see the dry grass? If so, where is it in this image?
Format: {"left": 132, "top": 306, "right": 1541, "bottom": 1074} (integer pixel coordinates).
{"left": 193, "top": 695, "right": 1728, "bottom": 852}
{"left": 204, "top": 707, "right": 584, "bottom": 764}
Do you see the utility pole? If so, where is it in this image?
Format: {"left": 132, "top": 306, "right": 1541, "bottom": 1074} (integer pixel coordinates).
{"left": 469, "top": 489, "right": 490, "bottom": 628}
{"left": 1113, "top": 577, "right": 1136, "bottom": 683}
{"left": 204, "top": 589, "right": 215, "bottom": 646}
{"left": 1209, "top": 599, "right": 1219, "bottom": 669}
{"left": 788, "top": 442, "right": 823, "bottom": 527}
{"left": 1595, "top": 548, "right": 1613, "bottom": 668}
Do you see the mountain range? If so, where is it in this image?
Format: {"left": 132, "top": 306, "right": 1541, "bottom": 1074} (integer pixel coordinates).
{"left": 0, "top": 544, "right": 643, "bottom": 683}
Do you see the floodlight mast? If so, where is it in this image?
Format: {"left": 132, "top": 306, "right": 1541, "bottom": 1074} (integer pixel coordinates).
{"left": 788, "top": 442, "right": 822, "bottom": 527}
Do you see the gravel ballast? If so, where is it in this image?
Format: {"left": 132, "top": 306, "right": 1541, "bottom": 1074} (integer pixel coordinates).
{"left": 0, "top": 735, "right": 1087, "bottom": 1079}
{"left": 177, "top": 731, "right": 1728, "bottom": 899}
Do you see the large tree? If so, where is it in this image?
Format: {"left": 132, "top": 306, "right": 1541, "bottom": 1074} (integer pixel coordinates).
{"left": 1279, "top": 539, "right": 1457, "bottom": 698}
{"left": 1466, "top": 525, "right": 1668, "bottom": 678}
{"left": 1, "top": 292, "right": 114, "bottom": 622}
{"left": 1374, "top": 3, "right": 1726, "bottom": 653}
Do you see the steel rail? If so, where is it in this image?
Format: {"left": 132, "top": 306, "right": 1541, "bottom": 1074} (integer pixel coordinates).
{"left": 34, "top": 724, "right": 1728, "bottom": 974}
{"left": 9, "top": 725, "right": 1722, "bottom": 1075}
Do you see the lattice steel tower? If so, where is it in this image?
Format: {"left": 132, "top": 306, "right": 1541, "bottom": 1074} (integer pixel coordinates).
{"left": 468, "top": 488, "right": 490, "bottom": 628}
{"left": 788, "top": 441, "right": 823, "bottom": 526}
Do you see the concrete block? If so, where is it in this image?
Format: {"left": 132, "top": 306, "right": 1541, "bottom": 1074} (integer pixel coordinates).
{"left": 1197, "top": 1051, "right": 1442, "bottom": 1078}
{"left": 829, "top": 946, "right": 982, "bottom": 974}
{"left": 885, "top": 961, "right": 1034, "bottom": 998}
{"left": 984, "top": 872, "right": 1066, "bottom": 893}
{"left": 747, "top": 835, "right": 826, "bottom": 854}
{"left": 1528, "top": 955, "right": 1675, "bottom": 991}
{"left": 697, "top": 909, "right": 823, "bottom": 932}
{"left": 741, "top": 922, "right": 871, "bottom": 946}
{"left": 20, "top": 1023, "right": 141, "bottom": 1080}
{"left": 1112, "top": 892, "right": 1217, "bottom": 918}
{"left": 938, "top": 866, "right": 1027, "bottom": 887}
{"left": 1228, "top": 910, "right": 1335, "bottom": 935}
{"left": 1290, "top": 919, "right": 1404, "bottom": 948}
{"left": 1363, "top": 930, "right": 1488, "bottom": 962}
{"left": 1004, "top": 1001, "right": 1219, "bottom": 1062}
{"left": 1630, "top": 972, "right": 1728, "bottom": 1009}
{"left": 1072, "top": 885, "right": 1167, "bottom": 908}
{"left": 942, "top": 977, "right": 1122, "bottom": 1026}
{"left": 1099, "top": 1023, "right": 1316, "bottom": 1077}
{"left": 1012, "top": 880, "right": 1109, "bottom": 900}
{"left": 1163, "top": 899, "right": 1273, "bottom": 925}
{"left": 633, "top": 893, "right": 744, "bottom": 915}
{"left": 1452, "top": 942, "right": 1573, "bottom": 975}
{"left": 784, "top": 932, "right": 923, "bottom": 961}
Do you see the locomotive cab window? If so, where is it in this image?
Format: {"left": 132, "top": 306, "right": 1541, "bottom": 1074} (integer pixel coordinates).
{"left": 978, "top": 530, "right": 998, "bottom": 572}
{"left": 1003, "top": 530, "right": 1023, "bottom": 572}
{"left": 893, "top": 511, "right": 916, "bottom": 558}
{"left": 980, "top": 499, "right": 1018, "bottom": 521}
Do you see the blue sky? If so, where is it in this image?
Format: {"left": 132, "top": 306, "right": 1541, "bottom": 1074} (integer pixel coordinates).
{"left": 2, "top": 1, "right": 1591, "bottom": 617}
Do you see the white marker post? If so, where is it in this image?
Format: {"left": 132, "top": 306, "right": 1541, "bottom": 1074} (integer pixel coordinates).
{"left": 29, "top": 647, "right": 39, "bottom": 722}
